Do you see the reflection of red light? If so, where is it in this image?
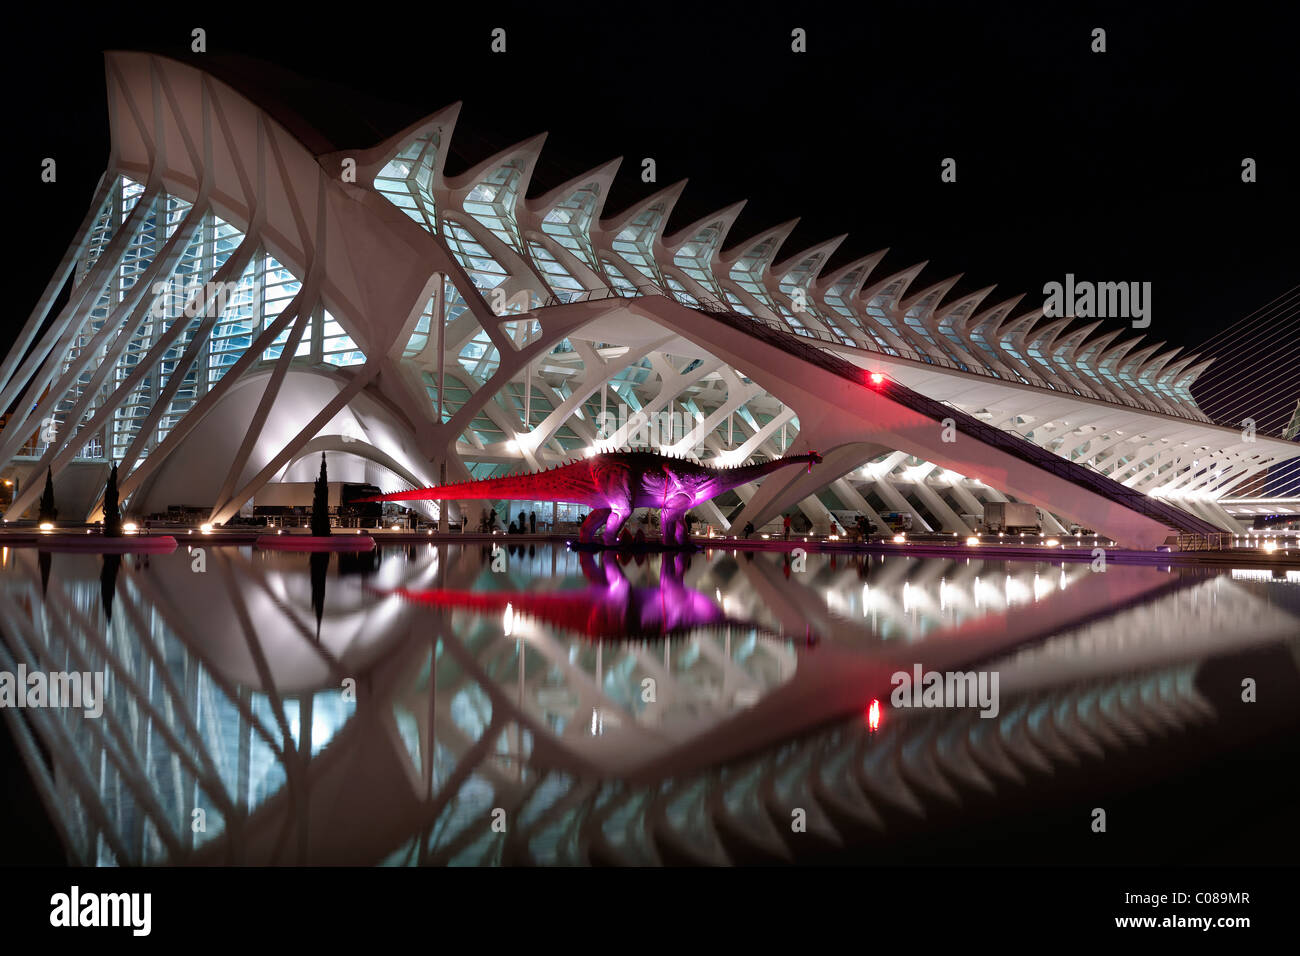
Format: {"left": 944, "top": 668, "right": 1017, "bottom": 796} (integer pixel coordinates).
{"left": 869, "top": 373, "right": 885, "bottom": 385}
{"left": 868, "top": 698, "right": 881, "bottom": 731}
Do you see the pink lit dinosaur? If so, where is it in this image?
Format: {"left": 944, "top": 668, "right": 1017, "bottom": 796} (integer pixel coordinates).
{"left": 357, "top": 450, "right": 823, "bottom": 545}
{"left": 370, "top": 552, "right": 790, "bottom": 642}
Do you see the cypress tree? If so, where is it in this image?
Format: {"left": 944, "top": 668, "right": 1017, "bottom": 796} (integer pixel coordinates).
{"left": 311, "top": 453, "right": 331, "bottom": 537}
{"left": 38, "top": 469, "right": 57, "bottom": 523}
{"left": 103, "top": 463, "right": 122, "bottom": 537}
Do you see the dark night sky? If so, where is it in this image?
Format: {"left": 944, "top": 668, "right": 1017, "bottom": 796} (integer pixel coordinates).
{"left": 4, "top": 1, "right": 1298, "bottom": 426}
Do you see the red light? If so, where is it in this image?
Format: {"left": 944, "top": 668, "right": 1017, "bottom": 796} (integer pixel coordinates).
{"left": 867, "top": 698, "right": 881, "bottom": 732}
{"left": 869, "top": 373, "right": 885, "bottom": 385}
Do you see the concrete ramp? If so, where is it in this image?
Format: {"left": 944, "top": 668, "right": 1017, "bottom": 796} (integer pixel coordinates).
{"left": 628, "top": 297, "right": 1219, "bottom": 549}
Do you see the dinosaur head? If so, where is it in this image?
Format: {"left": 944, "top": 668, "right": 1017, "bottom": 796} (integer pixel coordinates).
{"left": 805, "top": 450, "right": 823, "bottom": 472}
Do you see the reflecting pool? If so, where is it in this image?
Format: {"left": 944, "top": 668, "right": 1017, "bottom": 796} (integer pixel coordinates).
{"left": 1, "top": 543, "right": 1297, "bottom": 865}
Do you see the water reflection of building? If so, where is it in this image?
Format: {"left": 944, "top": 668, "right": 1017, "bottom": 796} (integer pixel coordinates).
{"left": 379, "top": 551, "right": 791, "bottom": 642}
{"left": 0, "top": 545, "right": 1295, "bottom": 864}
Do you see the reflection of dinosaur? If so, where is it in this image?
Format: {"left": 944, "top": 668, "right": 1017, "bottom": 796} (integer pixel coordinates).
{"left": 373, "top": 552, "right": 791, "bottom": 642}
{"left": 358, "top": 450, "right": 822, "bottom": 545}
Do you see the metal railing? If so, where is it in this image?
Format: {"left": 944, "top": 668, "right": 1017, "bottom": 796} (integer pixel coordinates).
{"left": 1175, "top": 532, "right": 1237, "bottom": 551}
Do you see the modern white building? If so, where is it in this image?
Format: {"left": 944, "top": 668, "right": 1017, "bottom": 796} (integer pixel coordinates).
{"left": 1, "top": 52, "right": 1295, "bottom": 546}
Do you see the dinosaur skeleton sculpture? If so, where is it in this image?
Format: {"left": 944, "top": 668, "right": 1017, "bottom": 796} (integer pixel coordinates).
{"left": 358, "top": 450, "right": 823, "bottom": 545}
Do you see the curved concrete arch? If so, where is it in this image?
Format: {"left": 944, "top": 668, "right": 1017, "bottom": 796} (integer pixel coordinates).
{"left": 105, "top": 53, "right": 439, "bottom": 357}
{"left": 108, "top": 367, "right": 435, "bottom": 521}
{"left": 277, "top": 435, "right": 442, "bottom": 523}
{"left": 732, "top": 440, "right": 895, "bottom": 531}
{"left": 615, "top": 296, "right": 1195, "bottom": 547}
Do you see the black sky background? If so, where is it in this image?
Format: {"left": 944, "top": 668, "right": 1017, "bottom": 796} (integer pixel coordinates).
{"left": 3, "top": 0, "right": 1298, "bottom": 428}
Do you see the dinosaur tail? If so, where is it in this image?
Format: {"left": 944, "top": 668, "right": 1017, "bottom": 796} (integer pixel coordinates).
{"left": 352, "top": 461, "right": 595, "bottom": 503}
{"left": 713, "top": 451, "right": 823, "bottom": 490}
